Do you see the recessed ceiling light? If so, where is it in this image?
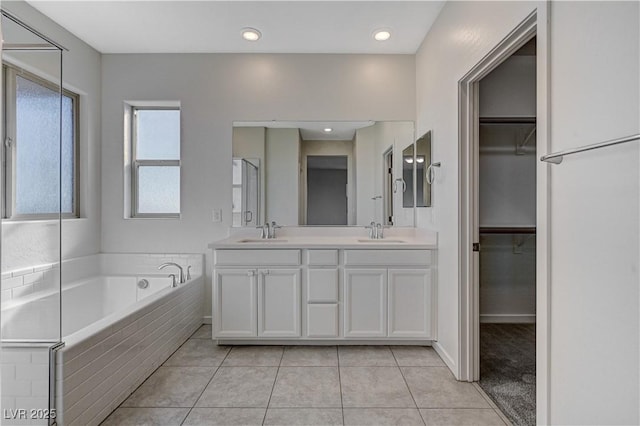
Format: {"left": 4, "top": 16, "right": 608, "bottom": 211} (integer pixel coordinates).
{"left": 323, "top": 128, "right": 333, "bottom": 133}
{"left": 416, "top": 157, "right": 425, "bottom": 163}
{"left": 373, "top": 29, "right": 391, "bottom": 42}
{"left": 404, "top": 157, "right": 414, "bottom": 164}
{"left": 241, "top": 28, "right": 261, "bottom": 41}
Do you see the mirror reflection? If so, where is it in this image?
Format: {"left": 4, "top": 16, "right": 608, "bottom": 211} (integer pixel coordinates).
{"left": 232, "top": 121, "right": 415, "bottom": 227}
{"left": 416, "top": 131, "right": 432, "bottom": 207}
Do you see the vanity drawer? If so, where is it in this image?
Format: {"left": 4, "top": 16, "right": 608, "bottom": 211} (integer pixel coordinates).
{"left": 307, "top": 250, "right": 338, "bottom": 266}
{"left": 307, "top": 304, "right": 339, "bottom": 338}
{"left": 307, "top": 268, "right": 339, "bottom": 302}
{"left": 215, "top": 250, "right": 300, "bottom": 266}
{"left": 344, "top": 250, "right": 432, "bottom": 266}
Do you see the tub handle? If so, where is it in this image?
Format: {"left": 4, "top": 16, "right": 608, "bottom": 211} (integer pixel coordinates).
{"left": 186, "top": 265, "right": 192, "bottom": 281}
{"left": 137, "top": 279, "right": 149, "bottom": 289}
{"left": 168, "top": 274, "right": 178, "bottom": 287}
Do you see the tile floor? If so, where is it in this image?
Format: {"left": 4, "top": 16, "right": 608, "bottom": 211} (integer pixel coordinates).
{"left": 102, "top": 325, "right": 510, "bottom": 425}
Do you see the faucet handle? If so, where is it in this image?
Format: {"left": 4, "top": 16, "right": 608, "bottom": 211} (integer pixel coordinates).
{"left": 186, "top": 265, "right": 192, "bottom": 280}
{"left": 168, "top": 274, "right": 178, "bottom": 287}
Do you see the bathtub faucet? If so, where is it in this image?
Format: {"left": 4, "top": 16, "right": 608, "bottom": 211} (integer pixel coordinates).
{"left": 158, "top": 262, "right": 185, "bottom": 284}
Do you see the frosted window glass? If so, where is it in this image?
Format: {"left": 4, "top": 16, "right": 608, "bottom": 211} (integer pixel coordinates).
{"left": 135, "top": 109, "right": 180, "bottom": 160}
{"left": 15, "top": 76, "right": 75, "bottom": 215}
{"left": 137, "top": 166, "right": 180, "bottom": 214}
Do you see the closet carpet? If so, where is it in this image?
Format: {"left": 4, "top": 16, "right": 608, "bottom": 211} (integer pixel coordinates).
{"left": 479, "top": 323, "right": 536, "bottom": 426}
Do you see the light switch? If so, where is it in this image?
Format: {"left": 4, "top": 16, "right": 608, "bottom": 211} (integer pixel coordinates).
{"left": 212, "top": 209, "right": 222, "bottom": 223}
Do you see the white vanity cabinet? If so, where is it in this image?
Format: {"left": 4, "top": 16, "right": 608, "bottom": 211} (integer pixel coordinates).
{"left": 212, "top": 245, "right": 436, "bottom": 342}
{"left": 343, "top": 250, "right": 434, "bottom": 339}
{"left": 214, "top": 250, "right": 301, "bottom": 338}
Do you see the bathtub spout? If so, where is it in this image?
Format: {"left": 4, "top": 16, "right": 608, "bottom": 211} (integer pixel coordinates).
{"left": 158, "top": 262, "right": 185, "bottom": 284}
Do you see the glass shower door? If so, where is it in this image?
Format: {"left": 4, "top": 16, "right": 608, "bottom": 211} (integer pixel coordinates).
{"left": 1, "top": 9, "right": 65, "bottom": 425}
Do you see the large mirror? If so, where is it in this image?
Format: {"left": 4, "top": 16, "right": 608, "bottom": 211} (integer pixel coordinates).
{"left": 232, "top": 121, "right": 415, "bottom": 227}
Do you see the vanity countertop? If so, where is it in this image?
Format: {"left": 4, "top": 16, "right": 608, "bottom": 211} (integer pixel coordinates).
{"left": 209, "top": 227, "right": 437, "bottom": 250}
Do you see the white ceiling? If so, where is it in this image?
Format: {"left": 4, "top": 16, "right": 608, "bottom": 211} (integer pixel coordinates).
{"left": 25, "top": 1, "right": 445, "bottom": 54}
{"left": 234, "top": 120, "right": 374, "bottom": 140}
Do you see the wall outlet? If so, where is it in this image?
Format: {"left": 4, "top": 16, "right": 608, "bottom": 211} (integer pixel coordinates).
{"left": 212, "top": 209, "right": 222, "bottom": 223}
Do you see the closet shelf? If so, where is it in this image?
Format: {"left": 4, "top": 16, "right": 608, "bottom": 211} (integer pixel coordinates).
{"left": 479, "top": 116, "right": 536, "bottom": 125}
{"left": 479, "top": 226, "right": 536, "bottom": 234}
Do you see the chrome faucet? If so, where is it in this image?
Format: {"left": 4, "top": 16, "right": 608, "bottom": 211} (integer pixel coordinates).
{"left": 257, "top": 223, "right": 269, "bottom": 239}
{"left": 158, "top": 262, "right": 185, "bottom": 284}
{"left": 365, "top": 221, "right": 377, "bottom": 239}
{"left": 365, "top": 222, "right": 384, "bottom": 239}
{"left": 269, "top": 221, "right": 282, "bottom": 239}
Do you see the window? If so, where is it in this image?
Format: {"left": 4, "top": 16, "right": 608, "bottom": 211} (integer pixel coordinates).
{"left": 2, "top": 64, "right": 79, "bottom": 219}
{"left": 131, "top": 106, "right": 180, "bottom": 217}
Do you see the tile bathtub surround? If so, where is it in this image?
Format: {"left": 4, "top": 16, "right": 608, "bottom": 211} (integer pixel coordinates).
{"left": 1, "top": 252, "right": 204, "bottom": 305}
{"left": 103, "top": 338, "right": 508, "bottom": 425}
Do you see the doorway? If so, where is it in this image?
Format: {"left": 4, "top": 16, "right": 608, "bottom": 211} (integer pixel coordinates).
{"left": 383, "top": 148, "right": 393, "bottom": 225}
{"left": 306, "top": 155, "right": 348, "bottom": 225}
{"left": 457, "top": 8, "right": 551, "bottom": 426}
{"left": 476, "top": 37, "right": 537, "bottom": 425}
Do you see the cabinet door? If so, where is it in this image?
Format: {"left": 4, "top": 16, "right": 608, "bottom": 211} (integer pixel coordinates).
{"left": 258, "top": 269, "right": 301, "bottom": 337}
{"left": 214, "top": 269, "right": 257, "bottom": 337}
{"left": 344, "top": 269, "right": 387, "bottom": 337}
{"left": 388, "top": 269, "right": 432, "bottom": 338}
{"left": 307, "top": 304, "right": 339, "bottom": 338}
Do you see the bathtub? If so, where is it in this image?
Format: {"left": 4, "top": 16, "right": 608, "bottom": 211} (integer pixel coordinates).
{"left": 50, "top": 272, "right": 204, "bottom": 425}
{"left": 2, "top": 274, "right": 180, "bottom": 341}
{"left": 1, "top": 253, "right": 205, "bottom": 425}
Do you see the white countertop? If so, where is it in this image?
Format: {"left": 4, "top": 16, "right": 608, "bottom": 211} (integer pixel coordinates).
{"left": 209, "top": 227, "right": 437, "bottom": 250}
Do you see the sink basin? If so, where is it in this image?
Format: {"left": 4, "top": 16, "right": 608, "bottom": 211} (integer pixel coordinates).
{"left": 237, "top": 238, "right": 289, "bottom": 243}
{"left": 357, "top": 239, "right": 406, "bottom": 243}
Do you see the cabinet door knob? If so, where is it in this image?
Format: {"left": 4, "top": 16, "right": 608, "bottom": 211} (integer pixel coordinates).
{"left": 247, "top": 270, "right": 255, "bottom": 277}
{"left": 263, "top": 269, "right": 270, "bottom": 275}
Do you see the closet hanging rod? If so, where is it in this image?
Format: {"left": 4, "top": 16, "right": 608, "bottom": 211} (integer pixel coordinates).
{"left": 540, "top": 133, "right": 640, "bottom": 164}
{"left": 1, "top": 8, "right": 68, "bottom": 51}
{"left": 479, "top": 117, "right": 536, "bottom": 125}
{"left": 480, "top": 227, "right": 536, "bottom": 234}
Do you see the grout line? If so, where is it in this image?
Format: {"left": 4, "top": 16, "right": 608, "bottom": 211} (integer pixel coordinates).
{"left": 390, "top": 347, "right": 425, "bottom": 426}
{"left": 261, "top": 346, "right": 285, "bottom": 425}
{"left": 336, "top": 346, "right": 345, "bottom": 426}
{"left": 178, "top": 346, "right": 232, "bottom": 426}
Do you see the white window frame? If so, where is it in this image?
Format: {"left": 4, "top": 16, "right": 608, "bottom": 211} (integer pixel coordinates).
{"left": 130, "top": 105, "right": 181, "bottom": 218}
{"left": 2, "top": 63, "right": 80, "bottom": 220}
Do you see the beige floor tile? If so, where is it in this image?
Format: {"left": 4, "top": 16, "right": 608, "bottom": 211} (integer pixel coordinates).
{"left": 269, "top": 367, "right": 341, "bottom": 408}
{"left": 401, "top": 367, "right": 490, "bottom": 408}
{"left": 183, "top": 408, "right": 266, "bottom": 425}
{"left": 343, "top": 408, "right": 425, "bottom": 425}
{"left": 264, "top": 408, "right": 343, "bottom": 425}
{"left": 420, "top": 408, "right": 506, "bottom": 426}
{"left": 340, "top": 367, "right": 415, "bottom": 408}
{"left": 122, "top": 367, "right": 215, "bottom": 407}
{"left": 101, "top": 407, "right": 189, "bottom": 425}
{"left": 391, "top": 346, "right": 445, "bottom": 367}
{"left": 191, "top": 324, "right": 212, "bottom": 339}
{"left": 280, "top": 346, "right": 338, "bottom": 366}
{"left": 164, "top": 339, "right": 230, "bottom": 367}
{"left": 222, "top": 346, "right": 283, "bottom": 366}
{"left": 338, "top": 346, "right": 397, "bottom": 366}
{"left": 196, "top": 366, "right": 277, "bottom": 407}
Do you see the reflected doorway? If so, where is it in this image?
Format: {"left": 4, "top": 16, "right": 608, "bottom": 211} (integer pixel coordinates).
{"left": 306, "top": 155, "right": 347, "bottom": 225}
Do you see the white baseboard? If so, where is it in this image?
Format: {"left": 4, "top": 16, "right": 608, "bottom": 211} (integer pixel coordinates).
{"left": 203, "top": 315, "right": 212, "bottom": 325}
{"left": 432, "top": 341, "right": 457, "bottom": 377}
{"left": 480, "top": 314, "right": 536, "bottom": 324}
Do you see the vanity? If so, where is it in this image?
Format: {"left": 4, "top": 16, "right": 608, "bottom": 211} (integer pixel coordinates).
{"left": 209, "top": 228, "right": 437, "bottom": 344}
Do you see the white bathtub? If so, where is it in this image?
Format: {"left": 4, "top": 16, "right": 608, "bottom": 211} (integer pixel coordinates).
{"left": 1, "top": 253, "right": 205, "bottom": 425}
{"left": 52, "top": 272, "right": 204, "bottom": 425}
{"left": 1, "top": 274, "right": 176, "bottom": 341}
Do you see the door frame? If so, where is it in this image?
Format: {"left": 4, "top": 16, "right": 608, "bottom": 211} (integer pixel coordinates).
{"left": 457, "top": 7, "right": 551, "bottom": 424}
